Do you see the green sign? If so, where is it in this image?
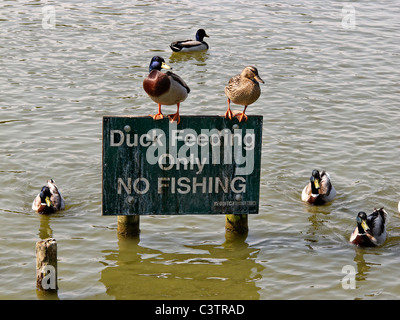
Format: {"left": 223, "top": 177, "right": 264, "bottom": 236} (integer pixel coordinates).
{"left": 102, "top": 115, "right": 262, "bottom": 215}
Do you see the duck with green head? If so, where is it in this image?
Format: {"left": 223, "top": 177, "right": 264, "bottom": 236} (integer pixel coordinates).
{"left": 32, "top": 179, "right": 65, "bottom": 214}
{"left": 170, "top": 29, "right": 209, "bottom": 53}
{"left": 143, "top": 56, "right": 190, "bottom": 124}
{"left": 350, "top": 208, "right": 387, "bottom": 247}
{"left": 301, "top": 169, "right": 336, "bottom": 205}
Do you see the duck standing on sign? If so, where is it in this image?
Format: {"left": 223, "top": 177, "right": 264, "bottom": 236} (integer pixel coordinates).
{"left": 170, "top": 29, "right": 209, "bottom": 53}
{"left": 224, "top": 66, "right": 264, "bottom": 122}
{"left": 32, "top": 179, "right": 65, "bottom": 214}
{"left": 143, "top": 56, "right": 190, "bottom": 124}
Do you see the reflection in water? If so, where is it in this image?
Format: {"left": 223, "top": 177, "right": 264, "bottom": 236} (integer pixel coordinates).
{"left": 38, "top": 214, "right": 53, "bottom": 240}
{"left": 353, "top": 247, "right": 381, "bottom": 283}
{"left": 100, "top": 233, "right": 263, "bottom": 300}
{"left": 168, "top": 51, "right": 209, "bottom": 65}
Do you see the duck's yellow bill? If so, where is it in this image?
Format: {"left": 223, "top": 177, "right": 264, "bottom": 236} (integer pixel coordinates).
{"left": 45, "top": 196, "right": 52, "bottom": 207}
{"left": 314, "top": 179, "right": 320, "bottom": 190}
{"left": 161, "top": 62, "right": 172, "bottom": 70}
{"left": 361, "top": 220, "right": 370, "bottom": 231}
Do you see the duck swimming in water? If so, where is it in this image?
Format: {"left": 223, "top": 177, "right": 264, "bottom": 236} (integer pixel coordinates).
{"left": 32, "top": 179, "right": 65, "bottom": 214}
{"left": 301, "top": 170, "right": 336, "bottom": 205}
{"left": 143, "top": 56, "right": 190, "bottom": 124}
{"left": 350, "top": 208, "right": 388, "bottom": 247}
{"left": 224, "top": 66, "right": 264, "bottom": 122}
{"left": 170, "top": 29, "right": 209, "bottom": 53}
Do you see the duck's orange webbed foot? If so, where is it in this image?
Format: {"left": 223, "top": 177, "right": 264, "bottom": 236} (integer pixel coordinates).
{"left": 149, "top": 112, "right": 164, "bottom": 120}
{"left": 235, "top": 106, "right": 248, "bottom": 122}
{"left": 225, "top": 108, "right": 234, "bottom": 120}
{"left": 224, "top": 99, "right": 234, "bottom": 120}
{"left": 149, "top": 104, "right": 164, "bottom": 120}
{"left": 168, "top": 112, "right": 180, "bottom": 124}
{"left": 235, "top": 112, "right": 248, "bottom": 122}
{"left": 168, "top": 103, "right": 181, "bottom": 124}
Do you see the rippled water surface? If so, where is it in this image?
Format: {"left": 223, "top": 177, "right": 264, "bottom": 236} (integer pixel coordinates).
{"left": 1, "top": 1, "right": 400, "bottom": 300}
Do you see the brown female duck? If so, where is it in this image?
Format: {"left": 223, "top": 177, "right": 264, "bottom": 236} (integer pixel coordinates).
{"left": 143, "top": 56, "right": 190, "bottom": 124}
{"left": 224, "top": 66, "right": 264, "bottom": 122}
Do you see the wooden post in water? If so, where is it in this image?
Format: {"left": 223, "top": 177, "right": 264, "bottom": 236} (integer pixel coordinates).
{"left": 225, "top": 214, "right": 248, "bottom": 238}
{"left": 36, "top": 238, "right": 58, "bottom": 292}
{"left": 117, "top": 215, "right": 140, "bottom": 237}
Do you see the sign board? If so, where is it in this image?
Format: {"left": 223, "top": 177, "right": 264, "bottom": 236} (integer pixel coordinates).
{"left": 102, "top": 115, "right": 262, "bottom": 215}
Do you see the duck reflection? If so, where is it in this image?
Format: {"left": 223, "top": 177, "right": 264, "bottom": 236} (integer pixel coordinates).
{"left": 169, "top": 51, "right": 209, "bottom": 65}
{"left": 38, "top": 214, "right": 54, "bottom": 240}
{"left": 352, "top": 247, "right": 383, "bottom": 283}
{"left": 100, "top": 232, "right": 263, "bottom": 299}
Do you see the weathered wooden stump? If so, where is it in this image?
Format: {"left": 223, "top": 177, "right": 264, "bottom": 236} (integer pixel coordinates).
{"left": 36, "top": 238, "right": 58, "bottom": 292}
{"left": 225, "top": 214, "right": 248, "bottom": 234}
{"left": 117, "top": 215, "right": 140, "bottom": 237}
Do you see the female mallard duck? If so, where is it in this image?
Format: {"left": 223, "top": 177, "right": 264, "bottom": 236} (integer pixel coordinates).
{"left": 350, "top": 208, "right": 388, "bottom": 247}
{"left": 224, "top": 66, "right": 264, "bottom": 122}
{"left": 170, "top": 29, "right": 209, "bottom": 53}
{"left": 301, "top": 169, "right": 336, "bottom": 205}
{"left": 143, "top": 56, "right": 190, "bottom": 124}
{"left": 32, "top": 179, "right": 65, "bottom": 214}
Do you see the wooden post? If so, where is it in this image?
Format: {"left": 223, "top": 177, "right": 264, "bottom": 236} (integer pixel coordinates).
{"left": 117, "top": 215, "right": 140, "bottom": 237}
{"left": 225, "top": 214, "right": 248, "bottom": 236}
{"left": 36, "top": 238, "right": 58, "bottom": 292}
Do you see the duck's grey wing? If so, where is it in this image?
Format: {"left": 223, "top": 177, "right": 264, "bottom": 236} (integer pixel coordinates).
{"left": 170, "top": 39, "right": 193, "bottom": 51}
{"left": 320, "top": 171, "right": 334, "bottom": 195}
{"left": 166, "top": 71, "right": 190, "bottom": 93}
{"left": 368, "top": 208, "right": 387, "bottom": 235}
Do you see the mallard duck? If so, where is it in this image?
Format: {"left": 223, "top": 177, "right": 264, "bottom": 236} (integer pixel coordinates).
{"left": 170, "top": 29, "right": 209, "bottom": 53}
{"left": 350, "top": 208, "right": 388, "bottom": 247}
{"left": 301, "top": 169, "right": 336, "bottom": 205}
{"left": 32, "top": 179, "right": 65, "bottom": 214}
{"left": 224, "top": 66, "right": 264, "bottom": 122}
{"left": 143, "top": 56, "right": 190, "bottom": 124}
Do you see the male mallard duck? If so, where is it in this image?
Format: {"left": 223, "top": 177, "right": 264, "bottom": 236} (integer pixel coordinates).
{"left": 32, "top": 179, "right": 65, "bottom": 214}
{"left": 301, "top": 170, "right": 336, "bottom": 205}
{"left": 224, "top": 66, "right": 264, "bottom": 122}
{"left": 143, "top": 56, "right": 190, "bottom": 124}
{"left": 170, "top": 29, "right": 209, "bottom": 53}
{"left": 350, "top": 208, "right": 388, "bottom": 247}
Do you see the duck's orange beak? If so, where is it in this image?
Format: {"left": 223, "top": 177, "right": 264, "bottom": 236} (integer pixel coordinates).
{"left": 254, "top": 75, "right": 264, "bottom": 84}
